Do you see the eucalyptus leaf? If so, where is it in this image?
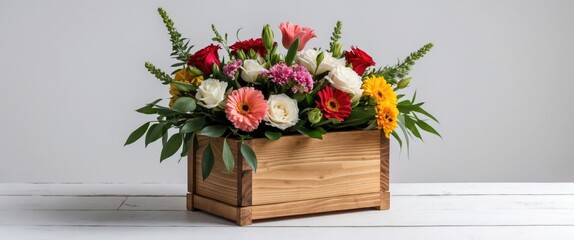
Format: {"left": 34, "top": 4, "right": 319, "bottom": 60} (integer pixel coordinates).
{"left": 297, "top": 126, "right": 323, "bottom": 139}
{"left": 240, "top": 143, "right": 258, "bottom": 172}
{"left": 180, "top": 117, "right": 205, "bottom": 134}
{"left": 199, "top": 125, "right": 227, "bottom": 138}
{"left": 222, "top": 138, "right": 235, "bottom": 172}
{"left": 171, "top": 97, "right": 196, "bottom": 113}
{"left": 124, "top": 122, "right": 150, "bottom": 146}
{"left": 172, "top": 81, "right": 196, "bottom": 92}
{"left": 160, "top": 133, "right": 183, "bottom": 161}
{"left": 202, "top": 143, "right": 215, "bottom": 180}
{"left": 264, "top": 131, "right": 282, "bottom": 140}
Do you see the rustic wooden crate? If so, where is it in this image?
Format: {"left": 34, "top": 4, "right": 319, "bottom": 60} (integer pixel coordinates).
{"left": 187, "top": 130, "right": 390, "bottom": 226}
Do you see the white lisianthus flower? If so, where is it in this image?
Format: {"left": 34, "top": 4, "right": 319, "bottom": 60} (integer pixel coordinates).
{"left": 325, "top": 65, "right": 364, "bottom": 102}
{"left": 264, "top": 94, "right": 299, "bottom": 130}
{"left": 240, "top": 59, "right": 266, "bottom": 83}
{"left": 195, "top": 78, "right": 228, "bottom": 109}
{"left": 295, "top": 49, "right": 345, "bottom": 75}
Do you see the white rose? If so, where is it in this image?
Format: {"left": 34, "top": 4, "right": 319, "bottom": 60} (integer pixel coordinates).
{"left": 264, "top": 94, "right": 299, "bottom": 130}
{"left": 195, "top": 78, "right": 228, "bottom": 109}
{"left": 240, "top": 59, "right": 266, "bottom": 83}
{"left": 325, "top": 65, "right": 364, "bottom": 102}
{"left": 295, "top": 49, "right": 345, "bottom": 75}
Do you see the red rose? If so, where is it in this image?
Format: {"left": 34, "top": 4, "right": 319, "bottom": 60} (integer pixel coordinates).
{"left": 230, "top": 38, "right": 269, "bottom": 57}
{"left": 187, "top": 44, "right": 221, "bottom": 75}
{"left": 344, "top": 46, "right": 376, "bottom": 76}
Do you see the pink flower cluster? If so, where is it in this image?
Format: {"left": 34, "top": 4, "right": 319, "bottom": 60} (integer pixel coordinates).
{"left": 263, "top": 63, "right": 313, "bottom": 93}
{"left": 222, "top": 60, "right": 242, "bottom": 79}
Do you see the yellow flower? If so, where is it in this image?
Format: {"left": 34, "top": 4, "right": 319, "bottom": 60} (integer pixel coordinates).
{"left": 376, "top": 102, "right": 399, "bottom": 138}
{"left": 362, "top": 76, "right": 397, "bottom": 105}
{"left": 169, "top": 69, "right": 204, "bottom": 107}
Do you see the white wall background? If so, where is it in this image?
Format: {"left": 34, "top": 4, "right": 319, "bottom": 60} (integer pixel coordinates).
{"left": 1, "top": 0, "right": 573, "bottom": 183}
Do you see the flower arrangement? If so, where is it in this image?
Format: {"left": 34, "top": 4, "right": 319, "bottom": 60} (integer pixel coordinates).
{"left": 125, "top": 8, "right": 440, "bottom": 179}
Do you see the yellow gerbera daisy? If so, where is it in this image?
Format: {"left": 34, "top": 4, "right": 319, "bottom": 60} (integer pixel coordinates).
{"left": 169, "top": 69, "right": 204, "bottom": 107}
{"left": 376, "top": 102, "right": 399, "bottom": 138}
{"left": 361, "top": 76, "right": 397, "bottom": 105}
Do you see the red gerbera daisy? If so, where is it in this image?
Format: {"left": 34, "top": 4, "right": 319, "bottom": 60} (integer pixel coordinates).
{"left": 315, "top": 85, "right": 352, "bottom": 121}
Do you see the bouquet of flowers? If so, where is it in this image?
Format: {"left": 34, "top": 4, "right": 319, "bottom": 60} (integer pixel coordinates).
{"left": 125, "top": 8, "right": 439, "bottom": 179}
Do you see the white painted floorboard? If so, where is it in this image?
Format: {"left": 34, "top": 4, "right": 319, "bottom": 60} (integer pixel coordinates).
{"left": 0, "top": 183, "right": 573, "bottom": 239}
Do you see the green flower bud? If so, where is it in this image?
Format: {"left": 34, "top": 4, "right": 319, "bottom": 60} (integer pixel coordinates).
{"left": 315, "top": 51, "right": 325, "bottom": 70}
{"left": 262, "top": 24, "right": 274, "bottom": 50}
{"left": 308, "top": 108, "right": 323, "bottom": 124}
{"left": 237, "top": 50, "right": 247, "bottom": 61}
{"left": 332, "top": 43, "right": 343, "bottom": 58}
{"left": 211, "top": 64, "right": 220, "bottom": 77}
{"left": 189, "top": 67, "right": 203, "bottom": 76}
{"left": 396, "top": 77, "right": 412, "bottom": 89}
{"left": 249, "top": 49, "right": 257, "bottom": 59}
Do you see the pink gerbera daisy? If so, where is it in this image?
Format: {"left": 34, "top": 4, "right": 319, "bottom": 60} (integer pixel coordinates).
{"left": 225, "top": 87, "right": 267, "bottom": 132}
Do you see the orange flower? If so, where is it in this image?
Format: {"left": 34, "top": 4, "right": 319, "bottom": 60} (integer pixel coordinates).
{"left": 225, "top": 87, "right": 267, "bottom": 132}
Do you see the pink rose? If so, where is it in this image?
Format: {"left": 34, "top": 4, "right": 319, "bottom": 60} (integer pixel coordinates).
{"left": 278, "top": 22, "right": 316, "bottom": 51}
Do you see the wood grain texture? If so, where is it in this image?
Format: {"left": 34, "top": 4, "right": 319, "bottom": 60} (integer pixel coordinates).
{"left": 193, "top": 194, "right": 239, "bottom": 222}
{"left": 186, "top": 193, "right": 196, "bottom": 211}
{"left": 237, "top": 207, "right": 253, "bottom": 226}
{"left": 250, "top": 130, "right": 382, "bottom": 205}
{"left": 375, "top": 191, "right": 390, "bottom": 210}
{"left": 251, "top": 192, "right": 381, "bottom": 220}
{"left": 380, "top": 135, "right": 390, "bottom": 192}
{"left": 194, "top": 137, "right": 238, "bottom": 206}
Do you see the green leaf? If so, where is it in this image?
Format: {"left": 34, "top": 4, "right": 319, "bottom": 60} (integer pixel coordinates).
{"left": 413, "top": 106, "right": 439, "bottom": 123}
{"left": 240, "top": 143, "right": 258, "bottom": 172}
{"left": 124, "top": 122, "right": 150, "bottom": 146}
{"left": 135, "top": 99, "right": 162, "bottom": 114}
{"left": 284, "top": 38, "right": 299, "bottom": 66}
{"left": 397, "top": 116, "right": 411, "bottom": 156}
{"left": 200, "top": 125, "right": 227, "bottom": 138}
{"left": 391, "top": 131, "right": 402, "bottom": 149}
{"left": 222, "top": 138, "right": 235, "bottom": 172}
{"left": 180, "top": 117, "right": 205, "bottom": 134}
{"left": 201, "top": 143, "right": 215, "bottom": 180}
{"left": 264, "top": 131, "right": 282, "bottom": 140}
{"left": 336, "top": 108, "right": 375, "bottom": 128}
{"left": 415, "top": 119, "right": 442, "bottom": 138}
{"left": 160, "top": 133, "right": 183, "bottom": 162}
{"left": 145, "top": 123, "right": 165, "bottom": 147}
{"left": 404, "top": 116, "right": 422, "bottom": 140}
{"left": 172, "top": 81, "right": 196, "bottom": 92}
{"left": 171, "top": 97, "right": 196, "bottom": 113}
{"left": 297, "top": 126, "right": 323, "bottom": 139}
{"left": 180, "top": 134, "right": 190, "bottom": 157}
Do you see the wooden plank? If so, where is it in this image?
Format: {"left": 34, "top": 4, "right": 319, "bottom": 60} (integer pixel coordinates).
{"left": 0, "top": 183, "right": 186, "bottom": 196}
{"left": 391, "top": 183, "right": 574, "bottom": 196}
{"left": 118, "top": 196, "right": 187, "bottom": 211}
{"left": 194, "top": 137, "right": 238, "bottom": 206}
{"left": 251, "top": 192, "right": 380, "bottom": 220}
{"left": 375, "top": 191, "right": 390, "bottom": 210}
{"left": 2, "top": 226, "right": 574, "bottom": 240}
{"left": 193, "top": 194, "right": 239, "bottom": 222}
{"left": 187, "top": 140, "right": 194, "bottom": 194}
{"left": 237, "top": 140, "right": 252, "bottom": 207}
{"left": 251, "top": 130, "right": 381, "bottom": 205}
{"left": 0, "top": 196, "right": 126, "bottom": 210}
{"left": 380, "top": 135, "right": 390, "bottom": 192}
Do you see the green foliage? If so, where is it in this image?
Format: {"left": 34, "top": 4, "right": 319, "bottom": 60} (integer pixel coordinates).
{"left": 329, "top": 21, "right": 343, "bottom": 58}
{"left": 144, "top": 62, "right": 172, "bottom": 84}
{"left": 368, "top": 43, "right": 433, "bottom": 85}
{"left": 211, "top": 24, "right": 231, "bottom": 56}
{"left": 160, "top": 133, "right": 182, "bottom": 161}
{"left": 201, "top": 143, "right": 214, "bottom": 180}
{"left": 124, "top": 122, "right": 150, "bottom": 146}
{"left": 285, "top": 38, "right": 299, "bottom": 66}
{"left": 264, "top": 131, "right": 282, "bottom": 140}
{"left": 222, "top": 138, "right": 235, "bottom": 172}
{"left": 240, "top": 143, "right": 258, "bottom": 172}
{"left": 170, "top": 97, "right": 196, "bottom": 113}
{"left": 297, "top": 126, "right": 323, "bottom": 139}
{"left": 157, "top": 8, "right": 193, "bottom": 63}
{"left": 199, "top": 125, "right": 227, "bottom": 138}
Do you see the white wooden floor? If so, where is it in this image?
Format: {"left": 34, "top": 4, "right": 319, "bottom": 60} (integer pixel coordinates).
{"left": 1, "top": 183, "right": 573, "bottom": 239}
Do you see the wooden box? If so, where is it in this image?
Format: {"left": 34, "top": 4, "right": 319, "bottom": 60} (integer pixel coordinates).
{"left": 186, "top": 130, "right": 390, "bottom": 226}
